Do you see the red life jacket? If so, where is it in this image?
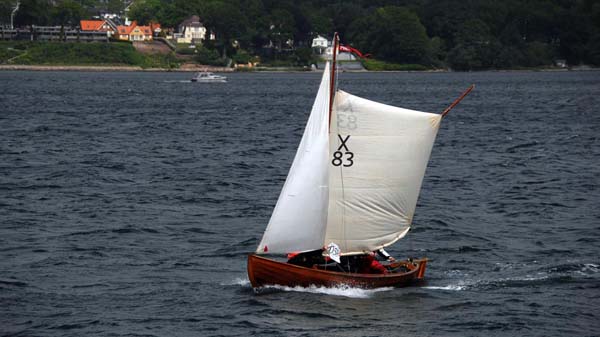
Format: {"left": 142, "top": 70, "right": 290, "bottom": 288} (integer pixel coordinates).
{"left": 359, "top": 254, "right": 388, "bottom": 274}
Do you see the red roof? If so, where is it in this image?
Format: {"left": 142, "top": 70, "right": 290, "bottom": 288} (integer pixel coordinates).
{"left": 150, "top": 22, "right": 161, "bottom": 32}
{"left": 117, "top": 22, "right": 136, "bottom": 35}
{"left": 116, "top": 22, "right": 153, "bottom": 37}
{"left": 80, "top": 20, "right": 105, "bottom": 31}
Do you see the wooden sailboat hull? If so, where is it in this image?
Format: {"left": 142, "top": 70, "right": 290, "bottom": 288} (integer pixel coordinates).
{"left": 247, "top": 254, "right": 427, "bottom": 289}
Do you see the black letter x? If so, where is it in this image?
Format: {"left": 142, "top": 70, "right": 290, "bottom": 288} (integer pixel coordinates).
{"left": 337, "top": 135, "right": 350, "bottom": 151}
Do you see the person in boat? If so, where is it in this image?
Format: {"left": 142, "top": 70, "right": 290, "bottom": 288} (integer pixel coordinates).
{"left": 340, "top": 248, "right": 396, "bottom": 274}
{"left": 288, "top": 247, "right": 393, "bottom": 274}
{"left": 376, "top": 248, "right": 395, "bottom": 262}
{"left": 359, "top": 251, "right": 388, "bottom": 274}
{"left": 371, "top": 252, "right": 389, "bottom": 273}
{"left": 287, "top": 249, "right": 326, "bottom": 268}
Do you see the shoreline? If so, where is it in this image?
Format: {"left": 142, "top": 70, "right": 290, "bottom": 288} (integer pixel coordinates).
{"left": 0, "top": 64, "right": 597, "bottom": 73}
{"left": 0, "top": 65, "right": 235, "bottom": 72}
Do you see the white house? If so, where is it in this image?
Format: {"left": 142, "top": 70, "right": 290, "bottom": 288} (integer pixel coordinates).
{"left": 311, "top": 35, "right": 328, "bottom": 54}
{"left": 175, "top": 15, "right": 207, "bottom": 44}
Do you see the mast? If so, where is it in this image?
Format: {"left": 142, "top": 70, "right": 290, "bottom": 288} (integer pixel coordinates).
{"left": 328, "top": 32, "right": 339, "bottom": 128}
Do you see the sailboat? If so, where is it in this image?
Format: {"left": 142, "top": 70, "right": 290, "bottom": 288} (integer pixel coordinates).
{"left": 247, "top": 34, "right": 473, "bottom": 289}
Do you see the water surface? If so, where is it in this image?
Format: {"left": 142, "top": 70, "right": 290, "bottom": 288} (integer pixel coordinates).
{"left": 1, "top": 70, "right": 599, "bottom": 336}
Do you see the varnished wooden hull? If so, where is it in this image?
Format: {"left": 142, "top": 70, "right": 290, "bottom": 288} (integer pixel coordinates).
{"left": 247, "top": 254, "right": 427, "bottom": 289}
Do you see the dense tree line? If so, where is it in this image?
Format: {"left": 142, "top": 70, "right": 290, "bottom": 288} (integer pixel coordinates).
{"left": 2, "top": 0, "right": 599, "bottom": 69}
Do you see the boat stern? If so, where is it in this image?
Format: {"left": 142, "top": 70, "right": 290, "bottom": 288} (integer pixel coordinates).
{"left": 415, "top": 258, "right": 428, "bottom": 279}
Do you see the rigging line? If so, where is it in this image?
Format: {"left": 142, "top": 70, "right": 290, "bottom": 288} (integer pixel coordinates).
{"left": 328, "top": 32, "right": 339, "bottom": 130}
{"left": 408, "top": 227, "right": 414, "bottom": 259}
{"left": 334, "top": 38, "right": 340, "bottom": 99}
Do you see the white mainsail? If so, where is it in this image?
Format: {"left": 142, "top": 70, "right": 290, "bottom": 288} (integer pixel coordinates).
{"left": 256, "top": 64, "right": 442, "bottom": 256}
{"left": 256, "top": 62, "right": 331, "bottom": 254}
{"left": 326, "top": 91, "right": 441, "bottom": 254}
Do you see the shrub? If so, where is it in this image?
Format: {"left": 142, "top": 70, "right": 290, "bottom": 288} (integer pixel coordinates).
{"left": 360, "top": 58, "right": 429, "bottom": 71}
{"left": 196, "top": 46, "right": 227, "bottom": 66}
{"left": 0, "top": 41, "right": 179, "bottom": 68}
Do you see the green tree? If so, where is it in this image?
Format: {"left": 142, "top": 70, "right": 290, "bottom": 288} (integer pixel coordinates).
{"left": 306, "top": 10, "right": 332, "bottom": 36}
{"left": 237, "top": 0, "right": 269, "bottom": 53}
{"left": 14, "top": 0, "right": 52, "bottom": 26}
{"left": 196, "top": 45, "right": 227, "bottom": 66}
{"left": 52, "top": 0, "right": 86, "bottom": 32}
{"left": 106, "top": 0, "right": 124, "bottom": 14}
{"left": 586, "top": 33, "right": 600, "bottom": 65}
{"left": 447, "top": 19, "right": 501, "bottom": 70}
{"left": 421, "top": 0, "right": 473, "bottom": 48}
{"left": 328, "top": 2, "right": 362, "bottom": 40}
{"left": 5, "top": 0, "right": 598, "bottom": 70}
{"left": 0, "top": 0, "right": 16, "bottom": 25}
{"left": 204, "top": 1, "right": 246, "bottom": 59}
{"left": 268, "top": 8, "right": 295, "bottom": 50}
{"left": 128, "top": 0, "right": 163, "bottom": 25}
{"left": 349, "top": 6, "right": 429, "bottom": 64}
{"left": 523, "top": 41, "right": 554, "bottom": 67}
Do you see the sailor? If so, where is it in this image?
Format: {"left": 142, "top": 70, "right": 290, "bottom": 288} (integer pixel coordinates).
{"left": 359, "top": 251, "right": 388, "bottom": 274}
{"left": 337, "top": 248, "right": 395, "bottom": 274}
{"left": 376, "top": 248, "right": 395, "bottom": 262}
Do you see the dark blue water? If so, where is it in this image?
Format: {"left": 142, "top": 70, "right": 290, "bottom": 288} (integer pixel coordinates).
{"left": 1, "top": 70, "right": 599, "bottom": 337}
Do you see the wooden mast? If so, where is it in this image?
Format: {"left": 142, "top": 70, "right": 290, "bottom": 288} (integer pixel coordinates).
{"left": 328, "top": 32, "right": 339, "bottom": 128}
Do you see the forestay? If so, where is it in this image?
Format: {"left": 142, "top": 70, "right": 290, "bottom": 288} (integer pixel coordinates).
{"left": 256, "top": 63, "right": 331, "bottom": 254}
{"left": 326, "top": 91, "right": 441, "bottom": 254}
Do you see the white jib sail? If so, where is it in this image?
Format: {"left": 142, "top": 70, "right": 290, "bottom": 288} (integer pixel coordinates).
{"left": 326, "top": 90, "right": 442, "bottom": 255}
{"left": 256, "top": 63, "right": 331, "bottom": 254}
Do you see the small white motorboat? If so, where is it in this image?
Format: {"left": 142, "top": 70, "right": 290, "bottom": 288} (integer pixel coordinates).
{"left": 191, "top": 72, "right": 227, "bottom": 83}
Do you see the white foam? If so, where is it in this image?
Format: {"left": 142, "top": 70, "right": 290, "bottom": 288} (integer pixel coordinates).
{"left": 262, "top": 284, "right": 394, "bottom": 298}
{"left": 430, "top": 274, "right": 549, "bottom": 291}
{"left": 221, "top": 278, "right": 251, "bottom": 286}
{"left": 223, "top": 278, "right": 392, "bottom": 297}
{"left": 516, "top": 274, "right": 549, "bottom": 282}
{"left": 576, "top": 263, "right": 599, "bottom": 276}
{"left": 424, "top": 284, "right": 466, "bottom": 291}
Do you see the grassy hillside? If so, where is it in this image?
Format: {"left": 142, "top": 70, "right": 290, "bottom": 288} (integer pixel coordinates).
{"left": 360, "top": 59, "right": 430, "bottom": 71}
{"left": 0, "top": 41, "right": 179, "bottom": 68}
